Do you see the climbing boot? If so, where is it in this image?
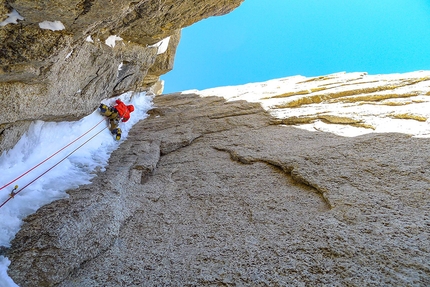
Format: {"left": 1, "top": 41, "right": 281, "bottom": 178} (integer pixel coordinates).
{"left": 100, "top": 104, "right": 117, "bottom": 118}
{"left": 112, "top": 128, "right": 122, "bottom": 141}
{"left": 99, "top": 104, "right": 108, "bottom": 114}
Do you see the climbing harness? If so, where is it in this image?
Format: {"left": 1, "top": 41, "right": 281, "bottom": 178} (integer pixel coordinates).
{"left": 0, "top": 120, "right": 108, "bottom": 209}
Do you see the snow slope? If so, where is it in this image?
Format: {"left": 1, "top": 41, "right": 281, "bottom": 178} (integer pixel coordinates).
{"left": 0, "top": 92, "right": 153, "bottom": 287}
{"left": 189, "top": 71, "right": 430, "bottom": 138}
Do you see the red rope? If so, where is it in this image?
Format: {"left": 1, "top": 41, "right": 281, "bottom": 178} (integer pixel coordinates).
{"left": 0, "top": 117, "right": 106, "bottom": 192}
{"left": 0, "top": 126, "right": 107, "bottom": 209}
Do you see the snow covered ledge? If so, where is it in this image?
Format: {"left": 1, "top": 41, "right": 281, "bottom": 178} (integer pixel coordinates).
{"left": 0, "top": 10, "right": 24, "bottom": 27}
{"left": 38, "top": 20, "right": 65, "bottom": 31}
{"left": 189, "top": 71, "right": 430, "bottom": 138}
{"left": 149, "top": 36, "right": 171, "bottom": 55}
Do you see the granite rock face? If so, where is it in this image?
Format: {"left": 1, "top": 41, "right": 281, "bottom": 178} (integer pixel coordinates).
{"left": 6, "top": 92, "right": 430, "bottom": 286}
{"left": 194, "top": 70, "right": 430, "bottom": 137}
{"left": 0, "top": 0, "right": 244, "bottom": 153}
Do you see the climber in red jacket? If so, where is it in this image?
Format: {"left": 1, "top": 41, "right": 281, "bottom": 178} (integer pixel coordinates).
{"left": 99, "top": 99, "right": 135, "bottom": 140}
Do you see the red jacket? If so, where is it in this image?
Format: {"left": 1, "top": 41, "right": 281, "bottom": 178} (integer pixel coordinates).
{"left": 114, "top": 99, "right": 135, "bottom": 122}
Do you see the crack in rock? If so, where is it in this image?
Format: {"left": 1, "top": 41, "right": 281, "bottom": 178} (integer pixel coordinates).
{"left": 213, "top": 146, "right": 334, "bottom": 209}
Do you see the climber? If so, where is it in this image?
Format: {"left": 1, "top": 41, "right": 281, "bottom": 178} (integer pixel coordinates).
{"left": 99, "top": 99, "right": 135, "bottom": 140}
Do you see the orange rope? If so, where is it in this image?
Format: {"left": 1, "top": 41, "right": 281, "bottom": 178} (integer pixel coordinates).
{"left": 0, "top": 117, "right": 105, "bottom": 192}
{"left": 0, "top": 125, "right": 107, "bottom": 209}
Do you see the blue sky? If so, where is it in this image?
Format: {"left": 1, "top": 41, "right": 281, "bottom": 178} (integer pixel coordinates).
{"left": 161, "top": 0, "right": 430, "bottom": 93}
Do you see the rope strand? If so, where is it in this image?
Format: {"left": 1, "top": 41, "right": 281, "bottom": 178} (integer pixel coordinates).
{"left": 0, "top": 126, "right": 107, "bottom": 209}
{"left": 0, "top": 117, "right": 105, "bottom": 192}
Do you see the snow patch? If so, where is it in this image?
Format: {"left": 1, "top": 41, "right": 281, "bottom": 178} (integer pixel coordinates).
{"left": 39, "top": 21, "right": 65, "bottom": 31}
{"left": 0, "top": 9, "right": 24, "bottom": 27}
{"left": 86, "top": 35, "right": 94, "bottom": 43}
{"left": 105, "top": 35, "right": 123, "bottom": 48}
{"left": 0, "top": 257, "right": 17, "bottom": 287}
{"left": 117, "top": 62, "right": 124, "bottom": 77}
{"left": 149, "top": 36, "right": 171, "bottom": 55}
{"left": 65, "top": 51, "right": 73, "bottom": 59}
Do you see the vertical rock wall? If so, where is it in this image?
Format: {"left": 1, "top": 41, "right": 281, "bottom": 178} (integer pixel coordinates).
{"left": 6, "top": 92, "right": 430, "bottom": 286}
